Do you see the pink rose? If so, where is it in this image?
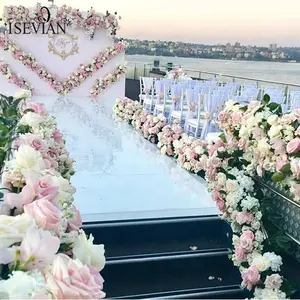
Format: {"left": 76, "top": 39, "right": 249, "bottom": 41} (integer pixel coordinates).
{"left": 235, "top": 212, "right": 254, "bottom": 225}
{"left": 241, "top": 266, "right": 261, "bottom": 290}
{"left": 216, "top": 198, "right": 225, "bottom": 213}
{"left": 4, "top": 173, "right": 59, "bottom": 209}
{"left": 167, "top": 148, "right": 174, "bottom": 156}
{"left": 239, "top": 230, "right": 255, "bottom": 251}
{"left": 235, "top": 245, "right": 247, "bottom": 261}
{"left": 232, "top": 111, "right": 242, "bottom": 125}
{"left": 287, "top": 138, "right": 300, "bottom": 154}
{"left": 46, "top": 254, "right": 105, "bottom": 299}
{"left": 218, "top": 111, "right": 228, "bottom": 122}
{"left": 19, "top": 227, "right": 60, "bottom": 270}
{"left": 276, "top": 159, "right": 289, "bottom": 172}
{"left": 53, "top": 129, "right": 63, "bottom": 143}
{"left": 23, "top": 102, "right": 46, "bottom": 115}
{"left": 67, "top": 205, "right": 82, "bottom": 232}
{"left": 15, "top": 134, "right": 48, "bottom": 153}
{"left": 24, "top": 198, "right": 62, "bottom": 231}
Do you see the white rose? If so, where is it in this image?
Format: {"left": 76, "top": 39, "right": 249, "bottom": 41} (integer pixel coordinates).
{"left": 19, "top": 112, "right": 44, "bottom": 128}
{"left": 160, "top": 145, "right": 167, "bottom": 155}
{"left": 13, "top": 145, "right": 45, "bottom": 173}
{"left": 73, "top": 231, "right": 105, "bottom": 271}
{"left": 257, "top": 138, "right": 270, "bottom": 154}
{"left": 267, "top": 114, "right": 278, "bottom": 126}
{"left": 226, "top": 192, "right": 237, "bottom": 208}
{"left": 0, "top": 270, "right": 48, "bottom": 299}
{"left": 153, "top": 117, "right": 159, "bottom": 123}
{"left": 239, "top": 125, "right": 249, "bottom": 138}
{"left": 52, "top": 175, "right": 74, "bottom": 194}
{"left": 251, "top": 253, "right": 271, "bottom": 272}
{"left": 0, "top": 214, "right": 35, "bottom": 248}
{"left": 14, "top": 89, "right": 32, "bottom": 100}
{"left": 226, "top": 179, "right": 239, "bottom": 192}
{"left": 217, "top": 172, "right": 227, "bottom": 186}
{"left": 268, "top": 125, "right": 282, "bottom": 138}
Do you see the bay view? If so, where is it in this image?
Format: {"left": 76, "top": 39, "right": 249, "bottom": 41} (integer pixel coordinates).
{"left": 126, "top": 54, "right": 300, "bottom": 85}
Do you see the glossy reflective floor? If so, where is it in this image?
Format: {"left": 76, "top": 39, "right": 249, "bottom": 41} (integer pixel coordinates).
{"left": 34, "top": 96, "right": 218, "bottom": 222}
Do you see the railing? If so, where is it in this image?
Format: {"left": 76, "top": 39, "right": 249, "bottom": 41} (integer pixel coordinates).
{"left": 126, "top": 61, "right": 300, "bottom": 99}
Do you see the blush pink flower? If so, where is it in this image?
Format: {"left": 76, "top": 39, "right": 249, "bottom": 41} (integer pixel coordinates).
{"left": 241, "top": 266, "right": 261, "bottom": 290}
{"left": 239, "top": 230, "right": 255, "bottom": 252}
{"left": 53, "top": 129, "right": 64, "bottom": 143}
{"left": 276, "top": 159, "right": 289, "bottom": 172}
{"left": 235, "top": 245, "right": 247, "bottom": 261}
{"left": 46, "top": 254, "right": 105, "bottom": 299}
{"left": 19, "top": 227, "right": 60, "bottom": 270}
{"left": 287, "top": 138, "right": 300, "bottom": 154}
{"left": 15, "top": 134, "right": 48, "bottom": 153}
{"left": 23, "top": 102, "right": 46, "bottom": 115}
{"left": 216, "top": 198, "right": 225, "bottom": 213}
{"left": 235, "top": 212, "right": 254, "bottom": 225}
{"left": 67, "top": 205, "right": 82, "bottom": 232}
{"left": 24, "top": 198, "right": 62, "bottom": 231}
{"left": 4, "top": 173, "right": 59, "bottom": 209}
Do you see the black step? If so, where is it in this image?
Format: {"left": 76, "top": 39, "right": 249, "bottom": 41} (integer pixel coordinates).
{"left": 101, "top": 251, "right": 244, "bottom": 298}
{"left": 83, "top": 216, "right": 231, "bottom": 259}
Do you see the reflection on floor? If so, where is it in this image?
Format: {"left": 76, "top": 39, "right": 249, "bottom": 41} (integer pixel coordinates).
{"left": 33, "top": 96, "right": 218, "bottom": 222}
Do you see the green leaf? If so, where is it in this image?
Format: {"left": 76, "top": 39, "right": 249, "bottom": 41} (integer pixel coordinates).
{"left": 12, "top": 98, "right": 24, "bottom": 108}
{"left": 227, "top": 174, "right": 237, "bottom": 180}
{"left": 280, "top": 163, "right": 292, "bottom": 174}
{"left": 0, "top": 124, "right": 9, "bottom": 137}
{"left": 219, "top": 133, "right": 227, "bottom": 143}
{"left": 262, "top": 94, "right": 271, "bottom": 104}
{"left": 0, "top": 148, "right": 6, "bottom": 165}
{"left": 23, "top": 108, "right": 35, "bottom": 114}
{"left": 3, "top": 107, "right": 17, "bottom": 118}
{"left": 271, "top": 172, "right": 286, "bottom": 182}
{"left": 17, "top": 125, "right": 30, "bottom": 134}
{"left": 7, "top": 96, "right": 14, "bottom": 104}
{"left": 0, "top": 191, "right": 3, "bottom": 199}
{"left": 0, "top": 117, "right": 9, "bottom": 126}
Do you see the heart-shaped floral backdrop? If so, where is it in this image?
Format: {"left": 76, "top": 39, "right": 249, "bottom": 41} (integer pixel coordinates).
{"left": 0, "top": 4, "right": 126, "bottom": 98}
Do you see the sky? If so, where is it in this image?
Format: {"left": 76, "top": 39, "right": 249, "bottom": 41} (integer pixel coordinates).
{"left": 1, "top": 0, "right": 300, "bottom": 46}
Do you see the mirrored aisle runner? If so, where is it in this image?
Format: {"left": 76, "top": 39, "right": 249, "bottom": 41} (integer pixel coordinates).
{"left": 33, "top": 96, "right": 218, "bottom": 222}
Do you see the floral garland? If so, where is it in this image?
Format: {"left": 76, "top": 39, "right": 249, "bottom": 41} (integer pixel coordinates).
{"left": 0, "top": 90, "right": 105, "bottom": 299}
{"left": 0, "top": 63, "right": 34, "bottom": 94}
{"left": 0, "top": 34, "right": 125, "bottom": 95}
{"left": 113, "top": 97, "right": 294, "bottom": 299}
{"left": 2, "top": 3, "right": 121, "bottom": 38}
{"left": 90, "top": 65, "right": 127, "bottom": 98}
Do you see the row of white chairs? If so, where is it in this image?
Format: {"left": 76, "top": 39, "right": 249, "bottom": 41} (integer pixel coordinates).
{"left": 139, "top": 77, "right": 300, "bottom": 139}
{"left": 140, "top": 77, "right": 300, "bottom": 108}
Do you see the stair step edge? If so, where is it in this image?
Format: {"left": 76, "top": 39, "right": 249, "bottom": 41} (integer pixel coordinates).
{"left": 106, "top": 249, "right": 231, "bottom": 265}
{"left": 112, "top": 285, "right": 244, "bottom": 299}
{"left": 83, "top": 215, "right": 222, "bottom": 228}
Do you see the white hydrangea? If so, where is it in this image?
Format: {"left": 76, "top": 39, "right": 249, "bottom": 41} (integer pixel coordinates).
{"left": 241, "top": 195, "right": 259, "bottom": 211}
{"left": 0, "top": 270, "right": 50, "bottom": 299}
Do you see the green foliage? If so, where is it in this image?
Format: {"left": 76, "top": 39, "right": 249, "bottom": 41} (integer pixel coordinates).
{"left": 271, "top": 172, "right": 286, "bottom": 182}
{"left": 262, "top": 94, "right": 271, "bottom": 104}
{"left": 219, "top": 133, "right": 227, "bottom": 143}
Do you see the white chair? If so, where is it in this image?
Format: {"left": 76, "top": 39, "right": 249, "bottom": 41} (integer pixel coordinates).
{"left": 140, "top": 77, "right": 155, "bottom": 112}
{"left": 200, "top": 93, "right": 221, "bottom": 140}
{"left": 169, "top": 85, "right": 186, "bottom": 125}
{"left": 154, "top": 81, "right": 173, "bottom": 117}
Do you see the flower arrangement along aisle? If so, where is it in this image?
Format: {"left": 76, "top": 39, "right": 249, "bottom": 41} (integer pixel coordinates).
{"left": 165, "top": 67, "right": 191, "bottom": 81}
{"left": 0, "top": 90, "right": 106, "bottom": 299}
{"left": 113, "top": 97, "right": 298, "bottom": 299}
